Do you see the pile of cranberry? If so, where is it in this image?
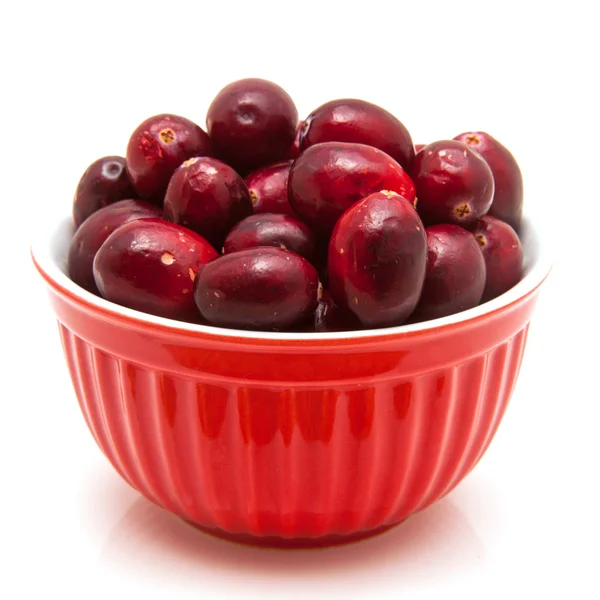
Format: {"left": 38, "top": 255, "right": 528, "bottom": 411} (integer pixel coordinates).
{"left": 68, "top": 78, "right": 524, "bottom": 332}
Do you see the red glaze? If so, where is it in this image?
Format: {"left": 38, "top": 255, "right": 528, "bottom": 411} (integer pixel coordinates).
{"left": 223, "top": 213, "right": 316, "bottom": 263}
{"left": 288, "top": 120, "right": 304, "bottom": 159}
{"left": 328, "top": 191, "right": 427, "bottom": 328}
{"left": 35, "top": 223, "right": 545, "bottom": 545}
{"left": 206, "top": 78, "right": 298, "bottom": 173}
{"left": 454, "top": 131, "right": 523, "bottom": 231}
{"left": 289, "top": 142, "right": 416, "bottom": 238}
{"left": 163, "top": 157, "right": 252, "bottom": 248}
{"left": 472, "top": 215, "right": 523, "bottom": 301}
{"left": 73, "top": 156, "right": 137, "bottom": 227}
{"left": 410, "top": 140, "right": 494, "bottom": 227}
{"left": 300, "top": 99, "right": 415, "bottom": 170}
{"left": 411, "top": 224, "right": 486, "bottom": 322}
{"left": 68, "top": 200, "right": 162, "bottom": 295}
{"left": 93, "top": 219, "right": 218, "bottom": 321}
{"left": 126, "top": 114, "right": 213, "bottom": 203}
{"left": 194, "top": 247, "right": 319, "bottom": 330}
{"left": 244, "top": 161, "right": 296, "bottom": 216}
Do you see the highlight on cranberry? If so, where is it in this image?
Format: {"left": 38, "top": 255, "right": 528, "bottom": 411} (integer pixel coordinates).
{"left": 328, "top": 190, "right": 427, "bottom": 328}
{"left": 289, "top": 141, "right": 416, "bottom": 238}
{"left": 93, "top": 219, "right": 218, "bottom": 321}
{"left": 73, "top": 156, "right": 138, "bottom": 228}
{"left": 163, "top": 156, "right": 252, "bottom": 248}
{"left": 454, "top": 131, "right": 523, "bottom": 231}
{"left": 126, "top": 114, "right": 213, "bottom": 203}
{"left": 244, "top": 161, "right": 296, "bottom": 216}
{"left": 410, "top": 140, "right": 495, "bottom": 227}
{"left": 68, "top": 199, "right": 162, "bottom": 295}
{"left": 300, "top": 99, "right": 415, "bottom": 170}
{"left": 223, "top": 213, "right": 317, "bottom": 263}
{"left": 410, "top": 224, "right": 486, "bottom": 322}
{"left": 66, "top": 77, "right": 526, "bottom": 331}
{"left": 206, "top": 78, "right": 298, "bottom": 174}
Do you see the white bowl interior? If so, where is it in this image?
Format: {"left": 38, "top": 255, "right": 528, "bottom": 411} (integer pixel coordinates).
{"left": 31, "top": 210, "right": 551, "bottom": 340}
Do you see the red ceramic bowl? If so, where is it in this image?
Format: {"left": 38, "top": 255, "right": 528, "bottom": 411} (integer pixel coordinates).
{"left": 32, "top": 212, "right": 550, "bottom": 548}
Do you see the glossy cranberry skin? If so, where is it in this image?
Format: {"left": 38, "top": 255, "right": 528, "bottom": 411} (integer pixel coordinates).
{"left": 288, "top": 121, "right": 303, "bottom": 159}
{"left": 472, "top": 215, "right": 523, "bottom": 302}
{"left": 313, "top": 291, "right": 357, "bottom": 332}
{"left": 411, "top": 224, "right": 486, "bottom": 322}
{"left": 163, "top": 157, "right": 252, "bottom": 248}
{"left": 223, "top": 213, "right": 316, "bottom": 262}
{"left": 68, "top": 199, "right": 162, "bottom": 295}
{"left": 328, "top": 191, "right": 427, "bottom": 328}
{"left": 299, "top": 99, "right": 415, "bottom": 170}
{"left": 206, "top": 78, "right": 298, "bottom": 173}
{"left": 454, "top": 131, "right": 523, "bottom": 231}
{"left": 289, "top": 142, "right": 416, "bottom": 238}
{"left": 72, "top": 156, "right": 137, "bottom": 228}
{"left": 194, "top": 247, "right": 319, "bottom": 331}
{"left": 415, "top": 144, "right": 426, "bottom": 153}
{"left": 126, "top": 114, "right": 213, "bottom": 203}
{"left": 93, "top": 219, "right": 218, "bottom": 321}
{"left": 244, "top": 161, "right": 296, "bottom": 216}
{"left": 410, "top": 140, "right": 494, "bottom": 227}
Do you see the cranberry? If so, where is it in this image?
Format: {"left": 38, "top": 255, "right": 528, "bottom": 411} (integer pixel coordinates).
{"left": 93, "top": 219, "right": 218, "bottom": 321}
{"left": 288, "top": 120, "right": 304, "bottom": 159}
{"left": 126, "top": 114, "right": 212, "bottom": 203}
{"left": 223, "top": 213, "right": 316, "bottom": 263}
{"left": 72, "top": 156, "right": 137, "bottom": 227}
{"left": 415, "top": 144, "right": 426, "bottom": 153}
{"left": 194, "top": 247, "right": 319, "bottom": 331}
{"left": 289, "top": 142, "right": 416, "bottom": 238}
{"left": 163, "top": 157, "right": 252, "bottom": 248}
{"left": 299, "top": 99, "right": 415, "bottom": 170}
{"left": 206, "top": 78, "right": 298, "bottom": 173}
{"left": 472, "top": 215, "right": 523, "bottom": 301}
{"left": 410, "top": 224, "right": 486, "bottom": 322}
{"left": 454, "top": 131, "right": 523, "bottom": 231}
{"left": 410, "top": 140, "right": 494, "bottom": 227}
{"left": 313, "top": 291, "right": 357, "bottom": 332}
{"left": 244, "top": 161, "right": 296, "bottom": 216}
{"left": 68, "top": 199, "right": 162, "bottom": 295}
{"left": 328, "top": 191, "right": 427, "bottom": 328}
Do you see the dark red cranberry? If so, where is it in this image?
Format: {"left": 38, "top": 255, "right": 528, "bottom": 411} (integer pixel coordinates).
{"left": 471, "top": 215, "right": 523, "bottom": 301}
{"left": 194, "top": 247, "right": 319, "bottom": 331}
{"left": 289, "top": 142, "right": 416, "bottom": 238}
{"left": 72, "top": 156, "right": 137, "bottom": 227}
{"left": 93, "top": 219, "right": 218, "bottom": 321}
{"left": 223, "top": 213, "right": 316, "bottom": 262}
{"left": 415, "top": 144, "right": 426, "bottom": 153}
{"left": 126, "top": 114, "right": 212, "bottom": 203}
{"left": 410, "top": 224, "right": 486, "bottom": 322}
{"left": 454, "top": 131, "right": 523, "bottom": 231}
{"left": 313, "top": 291, "right": 357, "bottom": 332}
{"left": 410, "top": 140, "right": 494, "bottom": 227}
{"left": 328, "top": 191, "right": 427, "bottom": 328}
{"left": 244, "top": 161, "right": 296, "bottom": 216}
{"left": 288, "top": 120, "right": 304, "bottom": 159}
{"left": 206, "top": 78, "right": 298, "bottom": 173}
{"left": 163, "top": 157, "right": 252, "bottom": 248}
{"left": 299, "top": 99, "right": 415, "bottom": 170}
{"left": 68, "top": 199, "right": 162, "bottom": 295}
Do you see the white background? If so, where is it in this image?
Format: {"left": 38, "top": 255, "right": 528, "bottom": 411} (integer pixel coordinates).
{"left": 2, "top": 1, "right": 599, "bottom": 598}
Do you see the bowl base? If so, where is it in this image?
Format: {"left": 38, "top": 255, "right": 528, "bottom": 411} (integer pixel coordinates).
{"left": 182, "top": 520, "right": 403, "bottom": 549}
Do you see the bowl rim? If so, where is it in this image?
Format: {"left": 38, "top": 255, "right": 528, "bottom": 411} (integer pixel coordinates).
{"left": 31, "top": 209, "right": 552, "bottom": 342}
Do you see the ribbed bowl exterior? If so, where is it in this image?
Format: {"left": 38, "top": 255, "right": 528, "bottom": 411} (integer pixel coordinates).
{"left": 38, "top": 263, "right": 543, "bottom": 546}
